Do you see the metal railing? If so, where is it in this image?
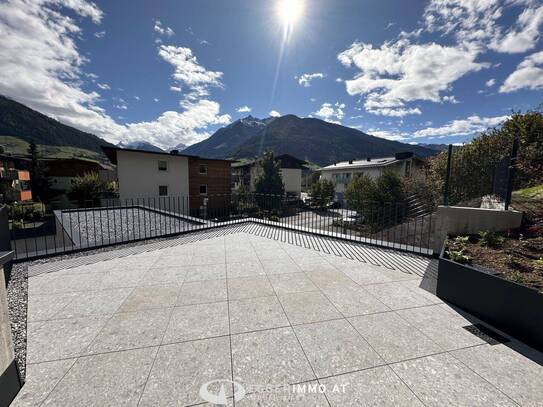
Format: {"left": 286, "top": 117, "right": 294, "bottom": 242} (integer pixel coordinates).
{"left": 8, "top": 193, "right": 434, "bottom": 261}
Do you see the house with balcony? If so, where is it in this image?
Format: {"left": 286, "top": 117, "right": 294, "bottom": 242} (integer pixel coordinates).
{"left": 232, "top": 154, "right": 307, "bottom": 198}
{"left": 319, "top": 152, "right": 422, "bottom": 202}
{"left": 0, "top": 155, "right": 32, "bottom": 203}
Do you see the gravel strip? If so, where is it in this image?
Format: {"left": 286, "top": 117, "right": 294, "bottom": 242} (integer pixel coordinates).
{"left": 6, "top": 262, "right": 28, "bottom": 381}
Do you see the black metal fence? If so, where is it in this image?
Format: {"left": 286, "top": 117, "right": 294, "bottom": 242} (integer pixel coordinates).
{"left": 7, "top": 193, "right": 434, "bottom": 261}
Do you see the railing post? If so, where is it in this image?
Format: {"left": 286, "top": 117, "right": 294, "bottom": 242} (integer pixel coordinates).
{"left": 443, "top": 144, "right": 453, "bottom": 206}
{"left": 505, "top": 137, "right": 519, "bottom": 211}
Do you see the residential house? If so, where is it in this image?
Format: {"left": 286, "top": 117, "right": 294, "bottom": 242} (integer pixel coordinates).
{"left": 0, "top": 155, "right": 32, "bottom": 203}
{"left": 232, "top": 154, "right": 307, "bottom": 198}
{"left": 102, "top": 146, "right": 231, "bottom": 217}
{"left": 44, "top": 158, "right": 115, "bottom": 206}
{"left": 319, "top": 152, "right": 421, "bottom": 202}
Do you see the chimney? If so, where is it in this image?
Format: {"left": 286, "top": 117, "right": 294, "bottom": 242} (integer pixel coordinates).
{"left": 366, "top": 157, "right": 371, "bottom": 162}
{"left": 348, "top": 160, "right": 353, "bottom": 164}
{"left": 170, "top": 150, "right": 179, "bottom": 155}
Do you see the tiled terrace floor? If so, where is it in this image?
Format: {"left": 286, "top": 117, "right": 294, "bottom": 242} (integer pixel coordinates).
{"left": 12, "top": 230, "right": 543, "bottom": 406}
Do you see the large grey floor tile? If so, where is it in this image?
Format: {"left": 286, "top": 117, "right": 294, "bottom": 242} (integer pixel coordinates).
{"left": 320, "top": 366, "right": 423, "bottom": 407}
{"left": 323, "top": 285, "right": 390, "bottom": 317}
{"left": 364, "top": 282, "right": 434, "bottom": 310}
{"left": 99, "top": 268, "right": 147, "bottom": 289}
{"left": 183, "top": 263, "right": 226, "bottom": 281}
{"left": 139, "top": 337, "right": 231, "bottom": 406}
{"left": 229, "top": 296, "right": 289, "bottom": 333}
{"left": 451, "top": 344, "right": 543, "bottom": 406}
{"left": 118, "top": 285, "right": 179, "bottom": 312}
{"left": 226, "top": 261, "right": 266, "bottom": 278}
{"left": 42, "top": 347, "right": 157, "bottom": 406}
{"left": 237, "top": 382, "right": 329, "bottom": 406}
{"left": 163, "top": 302, "right": 229, "bottom": 343}
{"left": 139, "top": 266, "right": 187, "bottom": 285}
{"left": 227, "top": 276, "right": 275, "bottom": 300}
{"left": 268, "top": 272, "right": 319, "bottom": 294}
{"left": 177, "top": 279, "right": 227, "bottom": 305}
{"left": 261, "top": 259, "right": 302, "bottom": 275}
{"left": 305, "top": 270, "right": 359, "bottom": 290}
{"left": 396, "top": 305, "right": 485, "bottom": 350}
{"left": 278, "top": 291, "right": 342, "bottom": 325}
{"left": 232, "top": 327, "right": 315, "bottom": 387}
{"left": 29, "top": 272, "right": 105, "bottom": 294}
{"left": 342, "top": 266, "right": 392, "bottom": 285}
{"left": 27, "top": 315, "right": 109, "bottom": 363}
{"left": 391, "top": 353, "right": 516, "bottom": 407}
{"left": 349, "top": 312, "right": 441, "bottom": 363}
{"left": 294, "top": 319, "right": 382, "bottom": 377}
{"left": 54, "top": 288, "right": 132, "bottom": 319}
{"left": 11, "top": 359, "right": 76, "bottom": 407}
{"left": 27, "top": 293, "right": 77, "bottom": 322}
{"left": 87, "top": 308, "right": 171, "bottom": 353}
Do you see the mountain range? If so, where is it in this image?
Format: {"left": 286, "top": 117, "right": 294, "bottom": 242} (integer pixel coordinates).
{"left": 184, "top": 115, "right": 437, "bottom": 165}
{"left": 0, "top": 95, "right": 438, "bottom": 166}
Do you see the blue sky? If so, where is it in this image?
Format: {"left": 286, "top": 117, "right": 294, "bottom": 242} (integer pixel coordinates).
{"left": 0, "top": 0, "right": 542, "bottom": 150}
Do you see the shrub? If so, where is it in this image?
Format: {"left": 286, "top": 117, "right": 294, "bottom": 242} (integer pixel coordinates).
{"left": 478, "top": 230, "right": 505, "bottom": 247}
{"left": 310, "top": 179, "right": 335, "bottom": 209}
{"left": 446, "top": 249, "right": 471, "bottom": 264}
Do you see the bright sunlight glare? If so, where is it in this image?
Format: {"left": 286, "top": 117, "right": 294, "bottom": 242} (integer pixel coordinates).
{"left": 277, "top": 0, "right": 304, "bottom": 27}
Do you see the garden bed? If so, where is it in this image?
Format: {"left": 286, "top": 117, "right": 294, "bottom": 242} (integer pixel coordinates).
{"left": 438, "top": 221, "right": 543, "bottom": 351}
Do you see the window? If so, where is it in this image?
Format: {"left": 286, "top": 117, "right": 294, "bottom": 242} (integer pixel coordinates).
{"left": 199, "top": 164, "right": 208, "bottom": 175}
{"left": 199, "top": 184, "right": 207, "bottom": 195}
{"left": 158, "top": 160, "right": 167, "bottom": 171}
{"left": 159, "top": 185, "right": 168, "bottom": 196}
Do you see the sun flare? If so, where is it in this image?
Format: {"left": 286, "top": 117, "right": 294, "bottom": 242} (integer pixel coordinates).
{"left": 277, "top": 0, "right": 304, "bottom": 27}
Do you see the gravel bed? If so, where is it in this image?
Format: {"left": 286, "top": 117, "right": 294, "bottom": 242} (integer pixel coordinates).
{"left": 6, "top": 262, "right": 28, "bottom": 381}
{"left": 61, "top": 207, "right": 198, "bottom": 246}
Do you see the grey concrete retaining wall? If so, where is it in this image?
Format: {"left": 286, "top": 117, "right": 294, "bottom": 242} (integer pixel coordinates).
{"left": 431, "top": 205, "right": 523, "bottom": 253}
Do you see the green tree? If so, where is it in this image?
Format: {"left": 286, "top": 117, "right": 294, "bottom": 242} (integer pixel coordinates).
{"left": 68, "top": 172, "right": 117, "bottom": 207}
{"left": 426, "top": 108, "right": 543, "bottom": 205}
{"left": 27, "top": 141, "right": 50, "bottom": 202}
{"left": 344, "top": 173, "right": 377, "bottom": 214}
{"left": 253, "top": 152, "right": 285, "bottom": 210}
{"left": 375, "top": 169, "right": 406, "bottom": 203}
{"left": 310, "top": 179, "right": 335, "bottom": 208}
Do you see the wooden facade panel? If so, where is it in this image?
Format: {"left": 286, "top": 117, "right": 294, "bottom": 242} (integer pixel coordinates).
{"left": 188, "top": 157, "right": 231, "bottom": 217}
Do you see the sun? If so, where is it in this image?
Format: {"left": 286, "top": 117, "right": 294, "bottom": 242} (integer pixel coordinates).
{"left": 276, "top": 0, "right": 304, "bottom": 28}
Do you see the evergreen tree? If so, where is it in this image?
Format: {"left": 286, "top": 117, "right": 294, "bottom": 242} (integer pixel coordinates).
{"left": 254, "top": 151, "right": 285, "bottom": 210}
{"left": 27, "top": 141, "right": 50, "bottom": 202}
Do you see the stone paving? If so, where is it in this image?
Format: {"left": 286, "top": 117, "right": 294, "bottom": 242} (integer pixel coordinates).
{"left": 12, "top": 232, "right": 543, "bottom": 406}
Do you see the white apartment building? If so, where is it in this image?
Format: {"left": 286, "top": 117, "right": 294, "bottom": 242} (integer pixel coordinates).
{"left": 319, "top": 152, "right": 419, "bottom": 201}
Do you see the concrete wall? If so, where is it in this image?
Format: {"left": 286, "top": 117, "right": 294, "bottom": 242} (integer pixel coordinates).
{"left": 117, "top": 151, "right": 190, "bottom": 203}
{"left": 431, "top": 205, "right": 523, "bottom": 252}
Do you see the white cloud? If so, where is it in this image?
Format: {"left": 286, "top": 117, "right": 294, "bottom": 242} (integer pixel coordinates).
{"left": 237, "top": 106, "right": 252, "bottom": 113}
{"left": 490, "top": 5, "right": 543, "bottom": 54}
{"left": 442, "top": 95, "right": 459, "bottom": 104}
{"left": 269, "top": 110, "right": 281, "bottom": 117}
{"left": 134, "top": 96, "right": 140, "bottom": 100}
{"left": 170, "top": 86, "right": 181, "bottom": 92}
{"left": 338, "top": 40, "right": 487, "bottom": 117}
{"left": 485, "top": 78, "right": 496, "bottom": 87}
{"left": 97, "top": 83, "right": 110, "bottom": 90}
{"left": 124, "top": 99, "right": 231, "bottom": 148}
{"left": 94, "top": 30, "right": 105, "bottom": 38}
{"left": 367, "top": 128, "right": 408, "bottom": 141}
{"left": 153, "top": 98, "right": 159, "bottom": 102}
{"left": 499, "top": 51, "right": 543, "bottom": 93}
{"left": 0, "top": 0, "right": 231, "bottom": 150}
{"left": 424, "top": 0, "right": 543, "bottom": 54}
{"left": 413, "top": 115, "right": 509, "bottom": 138}
{"left": 312, "top": 102, "right": 346, "bottom": 124}
{"left": 158, "top": 45, "right": 223, "bottom": 99}
{"left": 339, "top": 0, "right": 543, "bottom": 116}
{"left": 153, "top": 20, "right": 174, "bottom": 37}
{"left": 295, "top": 73, "right": 325, "bottom": 87}
{"left": 335, "top": 77, "right": 343, "bottom": 83}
